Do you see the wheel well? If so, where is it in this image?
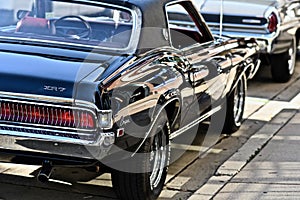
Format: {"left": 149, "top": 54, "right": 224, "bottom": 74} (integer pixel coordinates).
{"left": 163, "top": 99, "right": 180, "bottom": 131}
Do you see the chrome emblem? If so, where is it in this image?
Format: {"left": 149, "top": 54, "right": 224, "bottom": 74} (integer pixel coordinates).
{"left": 44, "top": 85, "right": 67, "bottom": 92}
{"left": 120, "top": 116, "right": 131, "bottom": 126}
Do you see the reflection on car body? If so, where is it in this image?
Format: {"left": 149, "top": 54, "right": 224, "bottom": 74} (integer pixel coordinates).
{"left": 0, "top": 0, "right": 258, "bottom": 199}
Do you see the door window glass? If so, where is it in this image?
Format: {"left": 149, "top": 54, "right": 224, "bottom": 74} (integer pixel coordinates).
{"left": 166, "top": 2, "right": 211, "bottom": 49}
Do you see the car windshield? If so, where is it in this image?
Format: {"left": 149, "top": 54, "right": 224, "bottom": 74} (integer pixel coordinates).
{"left": 0, "top": 0, "right": 139, "bottom": 52}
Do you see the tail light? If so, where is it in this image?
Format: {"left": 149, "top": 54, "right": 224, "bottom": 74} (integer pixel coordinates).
{"left": 0, "top": 101, "right": 96, "bottom": 130}
{"left": 267, "top": 13, "right": 278, "bottom": 33}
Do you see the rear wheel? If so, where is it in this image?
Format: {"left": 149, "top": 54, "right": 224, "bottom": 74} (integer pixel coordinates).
{"left": 222, "top": 74, "right": 246, "bottom": 134}
{"left": 111, "top": 111, "right": 170, "bottom": 200}
{"left": 270, "top": 37, "right": 296, "bottom": 83}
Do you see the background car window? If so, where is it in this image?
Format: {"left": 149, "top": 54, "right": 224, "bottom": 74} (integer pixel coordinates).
{"left": 166, "top": 3, "right": 207, "bottom": 49}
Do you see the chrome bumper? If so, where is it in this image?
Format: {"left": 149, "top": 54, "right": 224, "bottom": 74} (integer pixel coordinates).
{"left": 210, "top": 29, "right": 277, "bottom": 53}
{"left": 0, "top": 127, "right": 115, "bottom": 160}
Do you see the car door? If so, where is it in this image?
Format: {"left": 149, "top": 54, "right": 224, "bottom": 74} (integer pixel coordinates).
{"left": 166, "top": 1, "right": 232, "bottom": 125}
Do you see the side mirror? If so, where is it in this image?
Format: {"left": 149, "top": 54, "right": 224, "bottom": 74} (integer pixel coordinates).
{"left": 17, "top": 10, "right": 31, "bottom": 20}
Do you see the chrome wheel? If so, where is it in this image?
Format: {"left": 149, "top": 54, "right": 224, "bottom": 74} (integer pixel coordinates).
{"left": 149, "top": 126, "right": 169, "bottom": 190}
{"left": 288, "top": 42, "right": 296, "bottom": 75}
{"left": 223, "top": 74, "right": 246, "bottom": 134}
{"left": 233, "top": 79, "right": 245, "bottom": 126}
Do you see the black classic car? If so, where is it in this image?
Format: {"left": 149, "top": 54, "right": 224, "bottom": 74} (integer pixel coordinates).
{"left": 198, "top": 0, "right": 300, "bottom": 82}
{"left": 0, "top": 0, "right": 258, "bottom": 199}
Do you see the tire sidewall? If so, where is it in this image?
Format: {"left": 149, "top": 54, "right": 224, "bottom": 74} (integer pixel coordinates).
{"left": 223, "top": 74, "right": 246, "bottom": 134}
{"left": 271, "top": 37, "right": 296, "bottom": 82}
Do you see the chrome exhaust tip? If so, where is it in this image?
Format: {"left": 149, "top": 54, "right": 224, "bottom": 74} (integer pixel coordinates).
{"left": 37, "top": 160, "right": 52, "bottom": 183}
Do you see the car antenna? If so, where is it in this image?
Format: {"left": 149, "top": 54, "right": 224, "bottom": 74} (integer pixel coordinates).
{"left": 200, "top": 0, "right": 208, "bottom": 10}
{"left": 219, "top": 0, "right": 224, "bottom": 39}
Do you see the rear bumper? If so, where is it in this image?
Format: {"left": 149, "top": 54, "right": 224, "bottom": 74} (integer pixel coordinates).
{"left": 207, "top": 21, "right": 280, "bottom": 53}
{"left": 210, "top": 27, "right": 296, "bottom": 55}
{"left": 211, "top": 29, "right": 276, "bottom": 53}
{"left": 0, "top": 127, "right": 115, "bottom": 161}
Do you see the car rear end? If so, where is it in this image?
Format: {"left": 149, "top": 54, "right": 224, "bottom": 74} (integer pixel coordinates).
{"left": 198, "top": 0, "right": 279, "bottom": 53}
{"left": 0, "top": 0, "right": 141, "bottom": 165}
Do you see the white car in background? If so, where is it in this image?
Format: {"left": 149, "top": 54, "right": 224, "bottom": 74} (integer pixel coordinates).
{"left": 197, "top": 0, "right": 300, "bottom": 82}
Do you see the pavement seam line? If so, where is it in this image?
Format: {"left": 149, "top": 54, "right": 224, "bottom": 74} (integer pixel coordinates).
{"left": 228, "top": 181, "right": 300, "bottom": 186}
{"left": 165, "top": 186, "right": 195, "bottom": 193}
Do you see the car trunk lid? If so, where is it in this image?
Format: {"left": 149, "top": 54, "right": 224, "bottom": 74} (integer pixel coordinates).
{"left": 0, "top": 45, "right": 116, "bottom": 99}
{"left": 199, "top": 0, "right": 275, "bottom": 17}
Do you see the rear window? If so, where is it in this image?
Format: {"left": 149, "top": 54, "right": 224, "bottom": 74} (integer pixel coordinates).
{"left": 0, "top": 0, "right": 139, "bottom": 51}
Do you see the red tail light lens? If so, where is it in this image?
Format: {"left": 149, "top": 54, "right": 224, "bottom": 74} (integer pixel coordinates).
{"left": 80, "top": 112, "right": 95, "bottom": 129}
{"left": 268, "top": 13, "right": 278, "bottom": 33}
{"left": 62, "top": 111, "right": 74, "bottom": 126}
{"left": 0, "top": 101, "right": 96, "bottom": 130}
{"left": 1, "top": 103, "right": 12, "bottom": 120}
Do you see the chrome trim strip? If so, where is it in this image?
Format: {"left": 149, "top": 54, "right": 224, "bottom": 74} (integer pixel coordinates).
{"left": 242, "top": 19, "right": 262, "bottom": 24}
{"left": 169, "top": 106, "right": 222, "bottom": 140}
{"left": 0, "top": 120, "right": 96, "bottom": 133}
{"left": 0, "top": 130, "right": 95, "bottom": 146}
{"left": 0, "top": 124, "right": 93, "bottom": 137}
{"left": 0, "top": 91, "right": 74, "bottom": 104}
{"left": 0, "top": 91, "right": 107, "bottom": 113}
{"left": 207, "top": 22, "right": 268, "bottom": 31}
{"left": 0, "top": 97, "right": 95, "bottom": 113}
{"left": 133, "top": 101, "right": 221, "bottom": 156}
